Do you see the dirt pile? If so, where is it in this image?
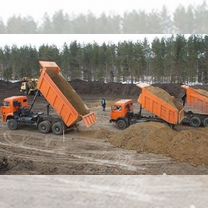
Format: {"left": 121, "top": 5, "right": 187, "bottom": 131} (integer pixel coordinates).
{"left": 70, "top": 81, "right": 208, "bottom": 99}
{"left": 0, "top": 80, "right": 10, "bottom": 88}
{"left": 0, "top": 80, "right": 21, "bottom": 100}
{"left": 147, "top": 86, "right": 183, "bottom": 110}
{"left": 70, "top": 79, "right": 141, "bottom": 98}
{"left": 47, "top": 72, "right": 90, "bottom": 115}
{"left": 0, "top": 80, "right": 21, "bottom": 89}
{"left": 108, "top": 122, "right": 208, "bottom": 166}
{"left": 170, "top": 129, "right": 208, "bottom": 165}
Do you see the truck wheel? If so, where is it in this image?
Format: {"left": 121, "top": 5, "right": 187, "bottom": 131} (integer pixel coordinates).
{"left": 52, "top": 122, "right": 65, "bottom": 135}
{"left": 38, "top": 120, "right": 51, "bottom": 134}
{"left": 203, "top": 118, "right": 208, "bottom": 127}
{"left": 7, "top": 119, "right": 18, "bottom": 130}
{"left": 116, "top": 119, "right": 128, "bottom": 130}
{"left": 190, "top": 116, "right": 201, "bottom": 128}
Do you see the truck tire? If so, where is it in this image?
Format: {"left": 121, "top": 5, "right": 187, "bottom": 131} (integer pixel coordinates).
{"left": 190, "top": 116, "right": 201, "bottom": 128}
{"left": 7, "top": 119, "right": 18, "bottom": 130}
{"left": 52, "top": 121, "right": 65, "bottom": 135}
{"left": 203, "top": 117, "right": 208, "bottom": 127}
{"left": 116, "top": 119, "right": 128, "bottom": 130}
{"left": 38, "top": 120, "right": 51, "bottom": 134}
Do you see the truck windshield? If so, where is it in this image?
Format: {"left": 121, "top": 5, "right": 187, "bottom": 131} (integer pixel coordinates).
{"left": 3, "top": 101, "right": 10, "bottom": 107}
{"left": 112, "top": 105, "right": 122, "bottom": 111}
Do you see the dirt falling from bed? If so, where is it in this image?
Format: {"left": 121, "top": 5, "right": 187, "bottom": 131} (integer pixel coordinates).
{"left": 146, "top": 86, "right": 183, "bottom": 110}
{"left": 194, "top": 88, "right": 208, "bottom": 97}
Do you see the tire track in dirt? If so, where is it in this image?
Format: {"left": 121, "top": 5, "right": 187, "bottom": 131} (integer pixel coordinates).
{"left": 0, "top": 130, "right": 141, "bottom": 174}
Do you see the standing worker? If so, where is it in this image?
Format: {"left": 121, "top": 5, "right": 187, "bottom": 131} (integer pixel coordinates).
{"left": 101, "top": 98, "right": 106, "bottom": 111}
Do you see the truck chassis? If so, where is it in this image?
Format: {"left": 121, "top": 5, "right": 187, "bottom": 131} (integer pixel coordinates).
{"left": 6, "top": 92, "right": 67, "bottom": 135}
{"left": 111, "top": 108, "right": 208, "bottom": 130}
{"left": 111, "top": 108, "right": 167, "bottom": 130}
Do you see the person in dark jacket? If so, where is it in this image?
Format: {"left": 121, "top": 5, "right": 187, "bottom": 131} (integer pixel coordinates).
{"left": 101, "top": 98, "right": 106, "bottom": 111}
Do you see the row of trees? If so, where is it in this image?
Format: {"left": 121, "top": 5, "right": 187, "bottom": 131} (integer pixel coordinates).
{"left": 1, "top": 2, "right": 208, "bottom": 33}
{"left": 0, "top": 35, "right": 208, "bottom": 84}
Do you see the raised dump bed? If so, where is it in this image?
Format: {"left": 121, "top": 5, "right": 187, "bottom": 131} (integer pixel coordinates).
{"left": 138, "top": 86, "right": 184, "bottom": 125}
{"left": 37, "top": 61, "right": 96, "bottom": 128}
{"left": 182, "top": 86, "right": 208, "bottom": 115}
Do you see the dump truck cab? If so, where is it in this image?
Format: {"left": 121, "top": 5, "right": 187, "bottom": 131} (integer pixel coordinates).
{"left": 1, "top": 96, "right": 30, "bottom": 123}
{"left": 110, "top": 99, "right": 133, "bottom": 129}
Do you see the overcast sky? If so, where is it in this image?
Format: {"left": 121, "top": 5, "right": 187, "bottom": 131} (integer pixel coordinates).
{"left": 0, "top": 1, "right": 203, "bottom": 47}
{"left": 0, "top": 0, "right": 206, "bottom": 22}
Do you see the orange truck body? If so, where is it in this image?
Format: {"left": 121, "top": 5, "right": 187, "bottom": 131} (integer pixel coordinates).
{"left": 138, "top": 87, "right": 184, "bottom": 125}
{"left": 38, "top": 61, "right": 96, "bottom": 128}
{"left": 183, "top": 86, "right": 208, "bottom": 115}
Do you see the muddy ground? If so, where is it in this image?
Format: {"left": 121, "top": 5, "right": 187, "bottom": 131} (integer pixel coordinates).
{"left": 0, "top": 80, "right": 208, "bottom": 174}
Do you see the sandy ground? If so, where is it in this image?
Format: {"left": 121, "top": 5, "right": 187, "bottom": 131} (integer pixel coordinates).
{"left": 0, "top": 175, "right": 208, "bottom": 208}
{"left": 0, "top": 95, "right": 208, "bottom": 174}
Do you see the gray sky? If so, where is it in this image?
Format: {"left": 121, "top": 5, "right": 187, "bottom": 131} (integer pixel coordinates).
{"left": 0, "top": 0, "right": 206, "bottom": 22}
{"left": 0, "top": 1, "right": 202, "bottom": 47}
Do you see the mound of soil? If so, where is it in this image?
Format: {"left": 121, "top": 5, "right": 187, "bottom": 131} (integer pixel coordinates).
{"left": 0, "top": 80, "right": 21, "bottom": 89}
{"left": 70, "top": 79, "right": 141, "bottom": 98}
{"left": 0, "top": 80, "right": 10, "bottom": 88}
{"left": 108, "top": 122, "right": 208, "bottom": 166}
{"left": 170, "top": 129, "right": 208, "bottom": 165}
{"left": 0, "top": 80, "right": 21, "bottom": 100}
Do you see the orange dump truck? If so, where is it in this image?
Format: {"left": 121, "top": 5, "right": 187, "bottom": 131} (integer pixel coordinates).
{"left": 0, "top": 61, "right": 96, "bottom": 135}
{"left": 182, "top": 85, "right": 208, "bottom": 127}
{"left": 110, "top": 84, "right": 208, "bottom": 129}
{"left": 138, "top": 86, "right": 184, "bottom": 125}
{"left": 110, "top": 85, "right": 184, "bottom": 129}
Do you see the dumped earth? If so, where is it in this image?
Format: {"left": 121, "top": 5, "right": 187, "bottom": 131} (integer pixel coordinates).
{"left": 194, "top": 88, "right": 208, "bottom": 97}
{"left": 1, "top": 79, "right": 208, "bottom": 174}
{"left": 108, "top": 122, "right": 208, "bottom": 166}
{"left": 48, "top": 71, "right": 90, "bottom": 115}
{"left": 0, "top": 80, "right": 21, "bottom": 101}
{"left": 152, "top": 83, "right": 185, "bottom": 99}
{"left": 146, "top": 86, "right": 183, "bottom": 110}
{"left": 70, "top": 79, "right": 141, "bottom": 98}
